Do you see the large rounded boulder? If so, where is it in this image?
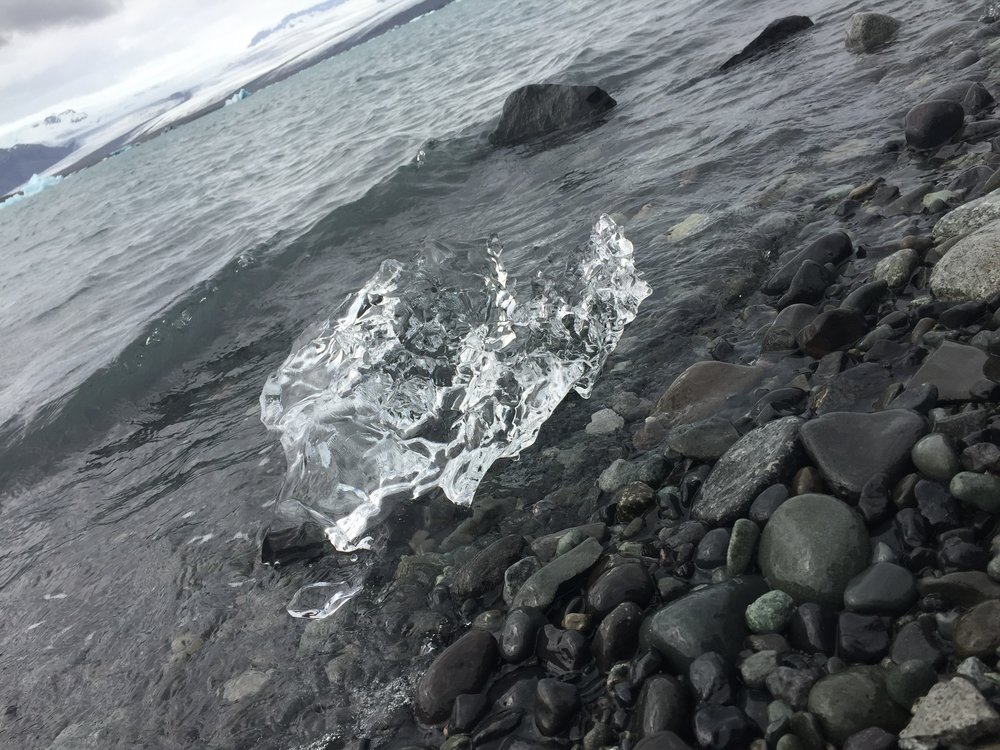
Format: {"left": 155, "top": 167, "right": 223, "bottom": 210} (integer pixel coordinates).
{"left": 489, "top": 84, "right": 616, "bottom": 147}
{"left": 904, "top": 100, "right": 965, "bottom": 151}
{"left": 758, "top": 494, "right": 870, "bottom": 607}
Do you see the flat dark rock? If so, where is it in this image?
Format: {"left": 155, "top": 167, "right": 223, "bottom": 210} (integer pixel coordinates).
{"left": 762, "top": 231, "right": 853, "bottom": 295}
{"left": 907, "top": 340, "right": 992, "bottom": 401}
{"left": 720, "top": 16, "right": 815, "bottom": 71}
{"left": 639, "top": 576, "right": 769, "bottom": 673}
{"left": 452, "top": 535, "right": 526, "bottom": 599}
{"left": 415, "top": 629, "right": 498, "bottom": 723}
{"left": 490, "top": 84, "right": 616, "bottom": 147}
{"left": 796, "top": 308, "right": 868, "bottom": 358}
{"left": 800, "top": 409, "right": 927, "bottom": 499}
{"left": 692, "top": 416, "right": 803, "bottom": 525}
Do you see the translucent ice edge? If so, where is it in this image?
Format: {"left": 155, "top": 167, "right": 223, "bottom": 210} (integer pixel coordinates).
{"left": 1, "top": 173, "right": 64, "bottom": 209}
{"left": 261, "top": 215, "right": 651, "bottom": 556}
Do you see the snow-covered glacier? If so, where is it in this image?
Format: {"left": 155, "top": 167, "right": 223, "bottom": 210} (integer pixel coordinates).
{"left": 260, "top": 216, "right": 651, "bottom": 557}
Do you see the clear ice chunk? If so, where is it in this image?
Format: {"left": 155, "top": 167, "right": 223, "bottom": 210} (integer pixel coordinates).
{"left": 260, "top": 215, "right": 651, "bottom": 553}
{"left": 286, "top": 581, "right": 362, "bottom": 619}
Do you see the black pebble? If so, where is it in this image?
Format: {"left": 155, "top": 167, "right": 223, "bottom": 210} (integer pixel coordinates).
{"left": 689, "top": 652, "right": 736, "bottom": 705}
{"left": 534, "top": 678, "right": 579, "bottom": 737}
{"left": 837, "top": 612, "right": 892, "bottom": 663}
{"left": 789, "top": 602, "right": 837, "bottom": 655}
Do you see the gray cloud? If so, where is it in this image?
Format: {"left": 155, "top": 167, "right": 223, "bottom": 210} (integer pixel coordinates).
{"left": 0, "top": 0, "right": 124, "bottom": 34}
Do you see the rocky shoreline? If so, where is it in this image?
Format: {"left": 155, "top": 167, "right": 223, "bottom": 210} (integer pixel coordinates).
{"left": 384, "top": 9, "right": 1000, "bottom": 750}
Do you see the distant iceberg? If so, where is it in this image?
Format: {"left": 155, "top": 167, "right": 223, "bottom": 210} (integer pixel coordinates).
{"left": 225, "top": 89, "right": 252, "bottom": 106}
{"left": 261, "top": 216, "right": 652, "bottom": 554}
{"left": 0, "top": 173, "right": 64, "bottom": 209}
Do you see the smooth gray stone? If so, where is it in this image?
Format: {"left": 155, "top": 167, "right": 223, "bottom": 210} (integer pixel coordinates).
{"left": 640, "top": 576, "right": 769, "bottom": 673}
{"left": 911, "top": 433, "right": 961, "bottom": 483}
{"left": 907, "top": 340, "right": 991, "bottom": 402}
{"left": 950, "top": 471, "right": 1000, "bottom": 513}
{"left": 801, "top": 409, "right": 927, "bottom": 500}
{"left": 667, "top": 417, "right": 741, "bottom": 461}
{"left": 844, "top": 562, "right": 917, "bottom": 615}
{"left": 758, "top": 494, "right": 870, "bottom": 607}
{"left": 845, "top": 12, "right": 900, "bottom": 52}
{"left": 693, "top": 416, "right": 803, "bottom": 525}
{"left": 808, "top": 666, "right": 908, "bottom": 744}
{"left": 513, "top": 536, "right": 603, "bottom": 609}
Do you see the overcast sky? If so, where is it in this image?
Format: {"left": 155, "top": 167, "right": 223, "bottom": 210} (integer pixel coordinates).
{"left": 0, "top": 0, "right": 305, "bottom": 124}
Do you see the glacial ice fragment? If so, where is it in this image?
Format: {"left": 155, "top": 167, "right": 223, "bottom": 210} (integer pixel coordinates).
{"left": 225, "top": 88, "right": 252, "bottom": 106}
{"left": 0, "top": 173, "right": 64, "bottom": 209}
{"left": 260, "top": 216, "right": 651, "bottom": 553}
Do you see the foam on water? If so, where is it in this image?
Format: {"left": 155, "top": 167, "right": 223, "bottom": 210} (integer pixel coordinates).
{"left": 261, "top": 215, "right": 651, "bottom": 557}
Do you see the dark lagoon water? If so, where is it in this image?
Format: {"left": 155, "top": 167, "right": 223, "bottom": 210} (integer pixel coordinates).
{"left": 0, "top": 0, "right": 992, "bottom": 746}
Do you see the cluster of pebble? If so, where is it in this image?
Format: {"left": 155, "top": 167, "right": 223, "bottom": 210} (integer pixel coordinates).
{"left": 389, "top": 9, "right": 1000, "bottom": 750}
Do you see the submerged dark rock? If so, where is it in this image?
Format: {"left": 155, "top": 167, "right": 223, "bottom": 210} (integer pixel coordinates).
{"left": 489, "top": 84, "right": 617, "bottom": 147}
{"left": 415, "top": 629, "right": 498, "bottom": 724}
{"left": 720, "top": 16, "right": 815, "bottom": 71}
{"left": 904, "top": 100, "right": 965, "bottom": 150}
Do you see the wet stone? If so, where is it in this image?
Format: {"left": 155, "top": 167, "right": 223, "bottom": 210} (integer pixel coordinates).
{"left": 592, "top": 602, "right": 643, "bottom": 672}
{"left": 907, "top": 341, "right": 991, "bottom": 402}
{"left": 950, "top": 471, "right": 1000, "bottom": 514}
{"left": 961, "top": 442, "right": 1000, "bottom": 472}
{"left": 696, "top": 529, "right": 731, "bottom": 570}
{"left": 503, "top": 556, "right": 541, "bottom": 605}
{"left": 789, "top": 603, "right": 837, "bottom": 655}
{"left": 838, "top": 612, "right": 892, "bottom": 663}
{"left": 501, "top": 608, "right": 546, "bottom": 664}
{"left": 859, "top": 473, "right": 893, "bottom": 524}
{"left": 811, "top": 362, "right": 893, "bottom": 415}
{"left": 450, "top": 693, "right": 489, "bottom": 735}
{"left": 749, "top": 484, "right": 789, "bottom": 524}
{"left": 635, "top": 675, "right": 688, "bottom": 736}
{"left": 841, "top": 279, "right": 888, "bottom": 313}
{"left": 667, "top": 417, "right": 740, "bottom": 461}
{"left": 512, "top": 537, "right": 603, "bottom": 610}
{"left": 796, "top": 308, "right": 868, "bottom": 358}
{"left": 740, "top": 650, "right": 780, "bottom": 689}
{"left": 900, "top": 677, "right": 1000, "bottom": 749}
{"left": 844, "top": 562, "right": 917, "bottom": 615}
{"left": 800, "top": 410, "right": 927, "bottom": 500}
{"left": 693, "top": 705, "right": 758, "bottom": 750}
{"left": 640, "top": 576, "right": 769, "bottom": 672}
{"left": 726, "top": 519, "right": 760, "bottom": 577}
{"left": 762, "top": 232, "right": 853, "bottom": 296}
{"left": 758, "top": 494, "right": 870, "bottom": 607}
{"left": 538, "top": 625, "right": 589, "bottom": 673}
{"left": 873, "top": 248, "right": 918, "bottom": 288}
{"left": 452, "top": 535, "right": 526, "bottom": 599}
{"left": 911, "top": 434, "right": 961, "bottom": 483}
{"left": 886, "top": 383, "right": 939, "bottom": 414}
{"left": 587, "top": 563, "right": 653, "bottom": 615}
{"left": 845, "top": 12, "right": 900, "bottom": 52}
{"left": 767, "top": 666, "right": 821, "bottom": 710}
{"left": 807, "top": 666, "right": 909, "bottom": 744}
{"left": 633, "top": 731, "right": 693, "bottom": 750}
{"left": 764, "top": 304, "right": 818, "bottom": 351}
{"left": 415, "top": 630, "right": 499, "bottom": 724}
{"left": 886, "top": 659, "right": 938, "bottom": 710}
{"left": 616, "top": 482, "right": 656, "bottom": 523}
{"left": 692, "top": 416, "right": 803, "bottom": 525}
{"left": 746, "top": 590, "right": 795, "bottom": 634}
{"left": 954, "top": 600, "right": 1000, "bottom": 658}
{"left": 891, "top": 619, "right": 947, "bottom": 670}
{"left": 904, "top": 99, "right": 965, "bottom": 151}
{"left": 654, "top": 361, "right": 768, "bottom": 426}
{"left": 843, "top": 727, "right": 898, "bottom": 750}
{"left": 534, "top": 678, "right": 579, "bottom": 737}
{"left": 914, "top": 480, "right": 960, "bottom": 532}
{"left": 690, "top": 651, "right": 736, "bottom": 705}
{"left": 598, "top": 454, "right": 671, "bottom": 494}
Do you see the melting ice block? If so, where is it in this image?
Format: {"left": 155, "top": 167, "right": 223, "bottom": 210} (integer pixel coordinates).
{"left": 261, "top": 215, "right": 651, "bottom": 553}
